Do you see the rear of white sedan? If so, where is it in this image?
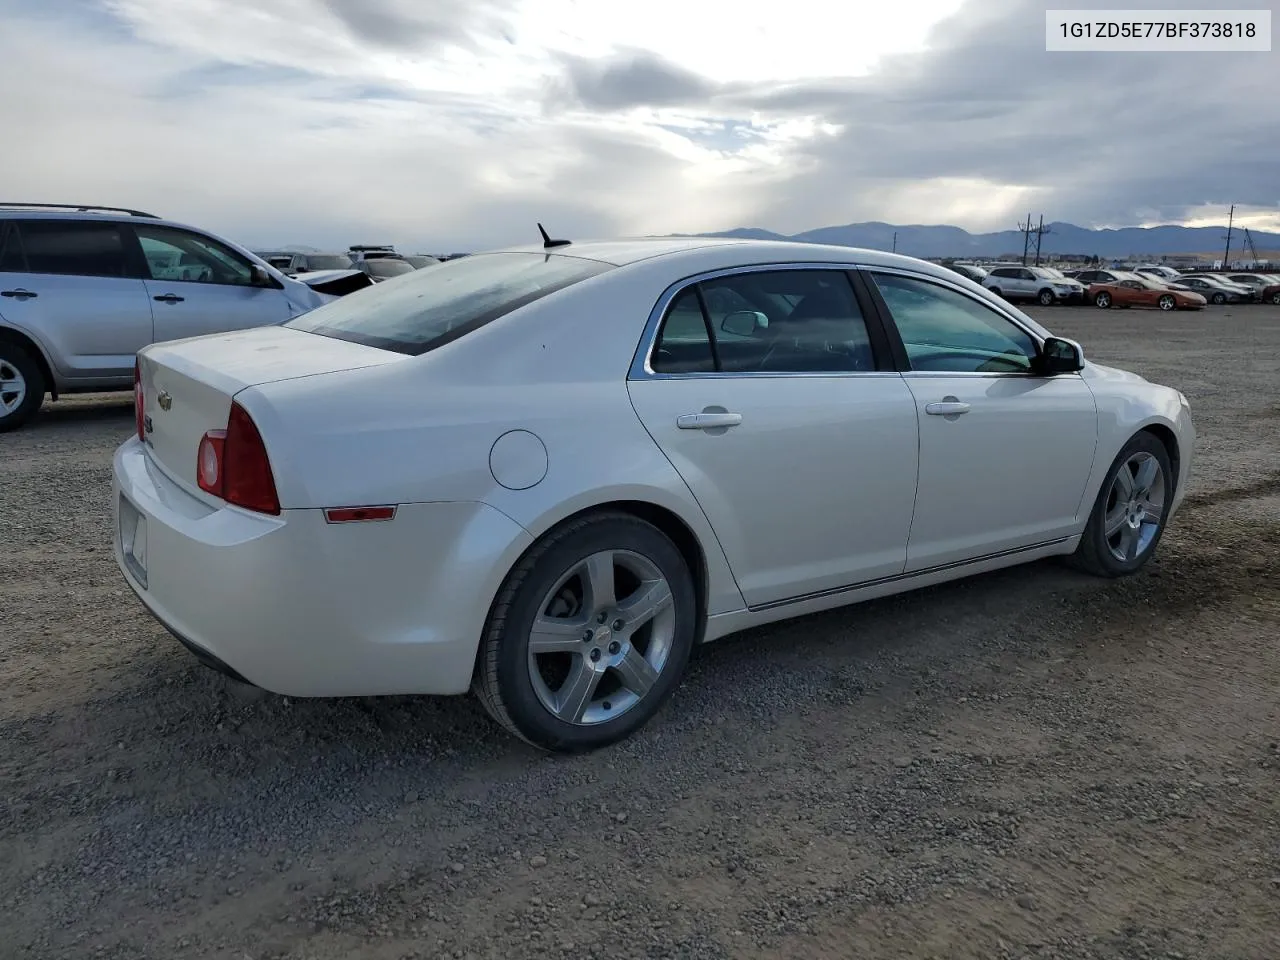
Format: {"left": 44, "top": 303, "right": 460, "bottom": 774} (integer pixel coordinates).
{"left": 115, "top": 327, "right": 537, "bottom": 697}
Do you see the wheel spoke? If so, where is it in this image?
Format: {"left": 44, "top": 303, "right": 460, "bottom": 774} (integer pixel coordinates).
{"left": 1117, "top": 523, "right": 1140, "bottom": 561}
{"left": 580, "top": 552, "right": 616, "bottom": 610}
{"left": 1139, "top": 499, "right": 1163, "bottom": 524}
{"left": 554, "top": 661, "right": 602, "bottom": 722}
{"left": 529, "top": 616, "right": 589, "bottom": 654}
{"left": 1132, "top": 457, "right": 1159, "bottom": 496}
{"left": 613, "top": 646, "right": 659, "bottom": 697}
{"left": 1104, "top": 503, "right": 1127, "bottom": 536}
{"left": 617, "top": 579, "right": 672, "bottom": 631}
{"left": 1113, "top": 465, "right": 1135, "bottom": 499}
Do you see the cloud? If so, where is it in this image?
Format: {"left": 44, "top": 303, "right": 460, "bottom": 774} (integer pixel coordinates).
{"left": 551, "top": 49, "right": 717, "bottom": 111}
{"left": 1, "top": 0, "right": 1276, "bottom": 252}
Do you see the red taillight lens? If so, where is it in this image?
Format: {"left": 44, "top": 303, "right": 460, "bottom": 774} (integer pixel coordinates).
{"left": 196, "top": 401, "right": 280, "bottom": 515}
{"left": 134, "top": 360, "right": 145, "bottom": 441}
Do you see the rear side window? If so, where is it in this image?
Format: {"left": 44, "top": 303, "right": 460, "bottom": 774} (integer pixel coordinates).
{"left": 285, "top": 252, "right": 613, "bottom": 356}
{"left": 10, "top": 220, "right": 129, "bottom": 278}
{"left": 0, "top": 223, "right": 25, "bottom": 272}
{"left": 651, "top": 269, "right": 876, "bottom": 374}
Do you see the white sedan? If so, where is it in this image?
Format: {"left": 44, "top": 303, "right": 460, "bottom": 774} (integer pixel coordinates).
{"left": 113, "top": 237, "right": 1195, "bottom": 751}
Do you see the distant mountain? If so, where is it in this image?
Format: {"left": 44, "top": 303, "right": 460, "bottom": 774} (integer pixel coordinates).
{"left": 696, "top": 220, "right": 1280, "bottom": 259}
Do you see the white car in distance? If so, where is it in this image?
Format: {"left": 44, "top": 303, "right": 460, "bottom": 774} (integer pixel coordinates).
{"left": 114, "top": 237, "right": 1195, "bottom": 751}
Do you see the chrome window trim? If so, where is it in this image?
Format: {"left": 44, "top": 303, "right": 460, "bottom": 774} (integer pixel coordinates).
{"left": 628, "top": 261, "right": 898, "bottom": 382}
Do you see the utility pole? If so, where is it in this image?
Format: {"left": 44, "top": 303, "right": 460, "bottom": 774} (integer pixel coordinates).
{"left": 1018, "top": 213, "right": 1034, "bottom": 265}
{"left": 892, "top": 231, "right": 898, "bottom": 254}
{"left": 1222, "top": 204, "right": 1234, "bottom": 269}
{"left": 1033, "top": 214, "right": 1052, "bottom": 266}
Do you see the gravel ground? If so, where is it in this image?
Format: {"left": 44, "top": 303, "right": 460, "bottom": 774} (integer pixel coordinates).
{"left": 2, "top": 303, "right": 1279, "bottom": 960}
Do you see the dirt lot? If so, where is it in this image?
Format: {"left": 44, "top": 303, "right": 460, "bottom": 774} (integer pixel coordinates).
{"left": 3, "top": 303, "right": 1279, "bottom": 960}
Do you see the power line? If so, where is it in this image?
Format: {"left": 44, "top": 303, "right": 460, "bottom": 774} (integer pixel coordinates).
{"left": 1017, "top": 213, "right": 1052, "bottom": 265}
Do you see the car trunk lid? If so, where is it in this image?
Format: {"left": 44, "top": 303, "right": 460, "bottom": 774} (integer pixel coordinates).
{"left": 137, "top": 325, "right": 403, "bottom": 494}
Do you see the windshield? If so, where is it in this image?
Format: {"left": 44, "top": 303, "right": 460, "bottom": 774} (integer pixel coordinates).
{"left": 285, "top": 251, "right": 614, "bottom": 355}
{"left": 363, "top": 259, "right": 416, "bottom": 279}
{"left": 1034, "top": 267, "right": 1066, "bottom": 279}
{"left": 403, "top": 256, "right": 440, "bottom": 268}
{"left": 307, "top": 254, "right": 354, "bottom": 270}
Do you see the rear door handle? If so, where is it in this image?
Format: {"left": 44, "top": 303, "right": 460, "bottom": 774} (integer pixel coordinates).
{"left": 0, "top": 289, "right": 37, "bottom": 300}
{"left": 925, "top": 400, "right": 971, "bottom": 416}
{"left": 153, "top": 293, "right": 185, "bottom": 304}
{"left": 676, "top": 412, "right": 743, "bottom": 430}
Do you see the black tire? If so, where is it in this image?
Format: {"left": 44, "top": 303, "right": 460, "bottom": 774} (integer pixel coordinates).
{"left": 1038, "top": 288, "right": 1055, "bottom": 306}
{"left": 0, "top": 341, "right": 45, "bottom": 432}
{"left": 1158, "top": 294, "right": 1176, "bottom": 311}
{"left": 1211, "top": 292, "right": 1226, "bottom": 304}
{"left": 1068, "top": 432, "right": 1173, "bottom": 578}
{"left": 1094, "top": 291, "right": 1111, "bottom": 308}
{"left": 1270, "top": 291, "right": 1280, "bottom": 305}
{"left": 988, "top": 287, "right": 1003, "bottom": 299}
{"left": 473, "top": 511, "right": 697, "bottom": 752}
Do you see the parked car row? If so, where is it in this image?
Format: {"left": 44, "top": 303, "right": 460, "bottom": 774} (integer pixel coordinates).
{"left": 943, "top": 261, "right": 1280, "bottom": 310}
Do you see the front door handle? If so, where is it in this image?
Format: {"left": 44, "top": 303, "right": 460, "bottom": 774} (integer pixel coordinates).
{"left": 925, "top": 400, "right": 971, "bottom": 416}
{"left": 0, "top": 289, "right": 37, "bottom": 300}
{"left": 153, "top": 293, "right": 185, "bottom": 304}
{"left": 677, "top": 412, "right": 743, "bottom": 430}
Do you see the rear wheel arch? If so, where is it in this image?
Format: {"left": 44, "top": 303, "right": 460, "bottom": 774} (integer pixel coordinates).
{"left": 487, "top": 499, "right": 710, "bottom": 651}
{"left": 0, "top": 325, "right": 57, "bottom": 400}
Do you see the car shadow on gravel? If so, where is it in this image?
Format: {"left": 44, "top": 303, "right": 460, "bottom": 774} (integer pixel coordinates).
{"left": 27, "top": 397, "right": 134, "bottom": 430}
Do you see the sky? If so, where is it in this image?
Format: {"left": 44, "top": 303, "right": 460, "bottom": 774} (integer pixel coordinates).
{"left": 1, "top": 0, "right": 1277, "bottom": 252}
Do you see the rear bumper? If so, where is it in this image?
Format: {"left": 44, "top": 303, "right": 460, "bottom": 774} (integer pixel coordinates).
{"left": 111, "top": 437, "right": 534, "bottom": 697}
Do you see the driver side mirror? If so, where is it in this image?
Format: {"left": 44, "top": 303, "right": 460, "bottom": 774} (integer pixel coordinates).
{"left": 1037, "top": 336, "right": 1084, "bottom": 374}
{"left": 721, "top": 310, "right": 769, "bottom": 337}
{"left": 249, "top": 264, "right": 272, "bottom": 286}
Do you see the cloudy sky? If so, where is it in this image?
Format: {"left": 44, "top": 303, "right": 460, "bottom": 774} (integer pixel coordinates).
{"left": 2, "top": 0, "right": 1276, "bottom": 251}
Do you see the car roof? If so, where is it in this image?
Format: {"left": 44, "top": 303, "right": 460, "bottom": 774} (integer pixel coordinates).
{"left": 476, "top": 236, "right": 979, "bottom": 275}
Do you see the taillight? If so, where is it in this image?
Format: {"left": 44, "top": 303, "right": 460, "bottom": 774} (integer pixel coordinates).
{"left": 196, "top": 401, "right": 280, "bottom": 515}
{"left": 134, "top": 360, "right": 145, "bottom": 441}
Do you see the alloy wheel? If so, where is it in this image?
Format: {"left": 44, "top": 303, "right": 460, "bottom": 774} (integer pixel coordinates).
{"left": 1158, "top": 295, "right": 1175, "bottom": 311}
{"left": 0, "top": 359, "right": 27, "bottom": 415}
{"left": 1103, "top": 451, "right": 1166, "bottom": 563}
{"left": 526, "top": 549, "right": 676, "bottom": 725}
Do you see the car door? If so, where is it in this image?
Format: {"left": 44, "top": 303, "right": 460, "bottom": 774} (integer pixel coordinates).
{"left": 0, "top": 218, "right": 153, "bottom": 381}
{"left": 627, "top": 266, "right": 920, "bottom": 608}
{"left": 864, "top": 269, "right": 1099, "bottom": 572}
{"left": 128, "top": 223, "right": 292, "bottom": 342}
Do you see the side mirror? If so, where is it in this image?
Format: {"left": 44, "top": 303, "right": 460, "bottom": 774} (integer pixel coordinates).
{"left": 249, "top": 264, "right": 271, "bottom": 286}
{"left": 1037, "top": 336, "right": 1084, "bottom": 374}
{"left": 721, "top": 310, "right": 769, "bottom": 337}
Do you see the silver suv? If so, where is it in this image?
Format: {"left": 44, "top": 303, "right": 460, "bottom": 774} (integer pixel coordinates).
{"left": 0, "top": 203, "right": 329, "bottom": 431}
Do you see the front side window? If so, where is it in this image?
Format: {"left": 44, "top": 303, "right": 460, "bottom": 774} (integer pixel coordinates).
{"left": 134, "top": 225, "right": 257, "bottom": 286}
{"left": 10, "top": 220, "right": 129, "bottom": 278}
{"left": 651, "top": 269, "right": 876, "bottom": 375}
{"left": 869, "top": 272, "right": 1039, "bottom": 374}
{"left": 285, "top": 251, "right": 613, "bottom": 356}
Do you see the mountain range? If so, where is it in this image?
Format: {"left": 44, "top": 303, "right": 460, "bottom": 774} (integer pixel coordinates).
{"left": 697, "top": 221, "right": 1280, "bottom": 260}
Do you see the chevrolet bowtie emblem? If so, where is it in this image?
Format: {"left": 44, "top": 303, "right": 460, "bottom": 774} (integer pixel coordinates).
{"left": 157, "top": 390, "right": 172, "bottom": 411}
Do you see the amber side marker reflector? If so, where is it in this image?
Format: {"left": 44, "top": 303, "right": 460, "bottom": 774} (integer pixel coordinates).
{"left": 324, "top": 506, "right": 397, "bottom": 523}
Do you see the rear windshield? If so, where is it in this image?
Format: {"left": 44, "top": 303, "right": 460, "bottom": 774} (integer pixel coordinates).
{"left": 364, "top": 258, "right": 415, "bottom": 278}
{"left": 284, "top": 251, "right": 613, "bottom": 356}
{"left": 306, "top": 254, "right": 354, "bottom": 270}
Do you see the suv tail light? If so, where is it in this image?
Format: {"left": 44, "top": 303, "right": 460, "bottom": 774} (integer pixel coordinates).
{"left": 196, "top": 401, "right": 281, "bottom": 515}
{"left": 134, "top": 359, "right": 145, "bottom": 441}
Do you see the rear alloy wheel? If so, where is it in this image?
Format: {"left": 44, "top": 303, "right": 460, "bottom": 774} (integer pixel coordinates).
{"left": 473, "top": 512, "right": 696, "bottom": 751}
{"left": 0, "top": 342, "right": 45, "bottom": 432}
{"left": 1094, "top": 291, "right": 1112, "bottom": 308}
{"left": 1069, "top": 432, "right": 1172, "bottom": 578}
{"left": 1038, "top": 288, "right": 1055, "bottom": 306}
{"left": 1158, "top": 294, "right": 1176, "bottom": 311}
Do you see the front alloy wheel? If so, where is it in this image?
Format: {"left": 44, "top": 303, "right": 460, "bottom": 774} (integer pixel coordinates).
{"left": 1069, "top": 432, "right": 1172, "bottom": 577}
{"left": 1158, "top": 294, "right": 1176, "bottom": 311}
{"left": 474, "top": 512, "right": 696, "bottom": 751}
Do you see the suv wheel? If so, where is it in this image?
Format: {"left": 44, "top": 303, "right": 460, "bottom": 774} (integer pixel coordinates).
{"left": 0, "top": 342, "right": 45, "bottom": 432}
